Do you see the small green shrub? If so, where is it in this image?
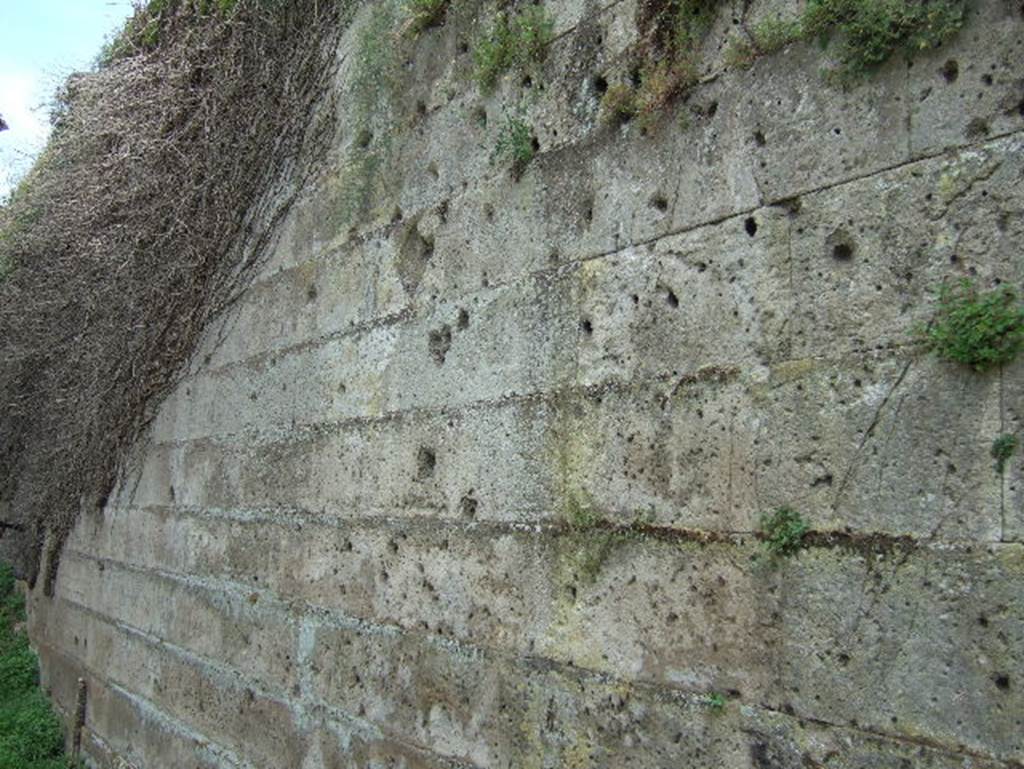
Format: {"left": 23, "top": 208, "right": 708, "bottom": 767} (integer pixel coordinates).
{"left": 803, "top": 0, "right": 968, "bottom": 82}
{"left": 703, "top": 692, "right": 727, "bottom": 713}
{"left": 474, "top": 6, "right": 555, "bottom": 92}
{"left": 992, "top": 434, "right": 1018, "bottom": 475}
{"left": 401, "top": 0, "right": 448, "bottom": 36}
{"left": 493, "top": 112, "right": 537, "bottom": 179}
{"left": 759, "top": 507, "right": 809, "bottom": 557}
{"left": 919, "top": 280, "right": 1024, "bottom": 371}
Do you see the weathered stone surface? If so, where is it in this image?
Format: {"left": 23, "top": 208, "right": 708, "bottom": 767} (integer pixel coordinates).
{"left": 24, "top": 0, "right": 1024, "bottom": 766}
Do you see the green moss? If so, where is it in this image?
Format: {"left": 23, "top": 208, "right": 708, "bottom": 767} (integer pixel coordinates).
{"left": 759, "top": 507, "right": 809, "bottom": 557}
{"left": 599, "top": 83, "right": 639, "bottom": 125}
{"left": 0, "top": 565, "right": 72, "bottom": 769}
{"left": 919, "top": 279, "right": 1024, "bottom": 371}
{"left": 474, "top": 6, "right": 555, "bottom": 92}
{"left": 992, "top": 434, "right": 1019, "bottom": 475}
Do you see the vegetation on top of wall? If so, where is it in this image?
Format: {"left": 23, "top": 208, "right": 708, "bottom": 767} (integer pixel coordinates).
{"left": 0, "top": 565, "right": 73, "bottom": 769}
{"left": 0, "top": 0, "right": 349, "bottom": 589}
{"left": 759, "top": 507, "right": 809, "bottom": 557}
{"left": 474, "top": 5, "right": 555, "bottom": 92}
{"left": 727, "top": 0, "right": 969, "bottom": 82}
{"left": 919, "top": 280, "right": 1024, "bottom": 371}
{"left": 607, "top": 0, "right": 970, "bottom": 125}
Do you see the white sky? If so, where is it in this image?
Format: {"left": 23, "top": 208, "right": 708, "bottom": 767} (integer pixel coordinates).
{"left": 1, "top": 1, "right": 135, "bottom": 198}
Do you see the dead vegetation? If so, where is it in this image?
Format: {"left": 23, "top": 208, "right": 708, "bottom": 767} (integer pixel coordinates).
{"left": 0, "top": 0, "right": 349, "bottom": 590}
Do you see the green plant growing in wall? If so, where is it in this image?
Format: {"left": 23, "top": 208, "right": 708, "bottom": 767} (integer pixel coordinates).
{"left": 919, "top": 280, "right": 1024, "bottom": 371}
{"left": 802, "top": 0, "right": 968, "bottom": 83}
{"left": 759, "top": 507, "right": 809, "bottom": 557}
{"left": 401, "top": 0, "right": 449, "bottom": 36}
{"left": 474, "top": 5, "right": 555, "bottom": 92}
{"left": 703, "top": 691, "right": 727, "bottom": 713}
{"left": 992, "top": 434, "right": 1018, "bottom": 475}
{"left": 725, "top": 17, "right": 804, "bottom": 68}
{"left": 493, "top": 110, "right": 538, "bottom": 180}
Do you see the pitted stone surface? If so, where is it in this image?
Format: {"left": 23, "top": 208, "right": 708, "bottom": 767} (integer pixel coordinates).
{"left": 23, "top": 0, "right": 1024, "bottom": 767}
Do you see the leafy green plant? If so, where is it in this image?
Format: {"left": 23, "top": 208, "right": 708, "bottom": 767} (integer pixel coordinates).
{"left": 401, "top": 0, "right": 449, "bottom": 36}
{"left": 474, "top": 6, "right": 555, "bottom": 92}
{"left": 919, "top": 280, "right": 1024, "bottom": 371}
{"left": 0, "top": 564, "right": 71, "bottom": 769}
{"left": 703, "top": 692, "right": 727, "bottom": 713}
{"left": 803, "top": 0, "right": 967, "bottom": 82}
{"left": 992, "top": 434, "right": 1019, "bottom": 475}
{"left": 493, "top": 111, "right": 537, "bottom": 180}
{"left": 759, "top": 507, "right": 809, "bottom": 557}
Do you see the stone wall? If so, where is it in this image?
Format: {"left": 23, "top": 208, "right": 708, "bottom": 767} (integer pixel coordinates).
{"left": 24, "top": 0, "right": 1024, "bottom": 766}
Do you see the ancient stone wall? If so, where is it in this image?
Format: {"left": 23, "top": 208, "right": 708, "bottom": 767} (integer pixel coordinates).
{"left": 24, "top": 0, "right": 1024, "bottom": 766}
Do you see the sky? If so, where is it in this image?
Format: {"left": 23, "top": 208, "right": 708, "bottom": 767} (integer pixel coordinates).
{"left": 0, "top": 1, "right": 135, "bottom": 197}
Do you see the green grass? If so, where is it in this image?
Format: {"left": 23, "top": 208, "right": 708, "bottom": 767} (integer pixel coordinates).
{"left": 492, "top": 111, "right": 537, "bottom": 179}
{"left": 0, "top": 565, "right": 71, "bottom": 769}
{"left": 992, "top": 434, "right": 1019, "bottom": 475}
{"left": 919, "top": 280, "right": 1024, "bottom": 371}
{"left": 759, "top": 507, "right": 809, "bottom": 557}
{"left": 474, "top": 6, "right": 555, "bottom": 92}
{"left": 401, "top": 0, "right": 448, "bottom": 36}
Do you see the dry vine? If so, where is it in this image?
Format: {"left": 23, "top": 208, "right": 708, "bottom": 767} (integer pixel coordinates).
{"left": 0, "top": 0, "right": 349, "bottom": 590}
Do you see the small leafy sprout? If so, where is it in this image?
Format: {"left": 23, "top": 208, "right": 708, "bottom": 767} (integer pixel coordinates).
{"left": 703, "top": 692, "right": 727, "bottom": 713}
{"left": 474, "top": 5, "right": 555, "bottom": 92}
{"left": 992, "top": 434, "right": 1019, "bottom": 475}
{"left": 401, "top": 0, "right": 449, "bottom": 37}
{"left": 919, "top": 279, "right": 1024, "bottom": 371}
{"left": 493, "top": 111, "right": 537, "bottom": 180}
{"left": 759, "top": 507, "right": 809, "bottom": 557}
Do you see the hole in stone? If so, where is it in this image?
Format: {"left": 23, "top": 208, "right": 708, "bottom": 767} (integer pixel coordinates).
{"left": 993, "top": 673, "right": 1010, "bottom": 691}
{"left": 338, "top": 381, "right": 347, "bottom": 394}
{"left": 941, "top": 59, "right": 959, "bottom": 83}
{"left": 456, "top": 308, "right": 470, "bottom": 330}
{"left": 356, "top": 128, "right": 373, "bottom": 149}
{"left": 428, "top": 324, "right": 452, "bottom": 365}
{"left": 522, "top": 75, "right": 533, "bottom": 88}
{"left": 650, "top": 194, "right": 669, "bottom": 212}
{"left": 665, "top": 288, "right": 679, "bottom": 308}
{"left": 459, "top": 493, "right": 479, "bottom": 518}
{"left": 580, "top": 319, "right": 594, "bottom": 336}
{"left": 706, "top": 100, "right": 718, "bottom": 117}
{"left": 965, "top": 117, "right": 989, "bottom": 139}
{"left": 753, "top": 129, "right": 766, "bottom": 147}
{"left": 416, "top": 447, "right": 436, "bottom": 481}
{"left": 744, "top": 216, "right": 758, "bottom": 236}
{"left": 531, "top": 136, "right": 541, "bottom": 153}
{"left": 582, "top": 199, "right": 594, "bottom": 227}
{"left": 483, "top": 203, "right": 495, "bottom": 222}
{"left": 416, "top": 100, "right": 428, "bottom": 116}
{"left": 593, "top": 74, "right": 608, "bottom": 95}
{"left": 981, "top": 73, "right": 993, "bottom": 86}
{"left": 827, "top": 228, "right": 856, "bottom": 261}
{"left": 306, "top": 285, "right": 318, "bottom": 302}
{"left": 458, "top": 40, "right": 469, "bottom": 54}
{"left": 630, "top": 66, "right": 642, "bottom": 88}
{"left": 474, "top": 106, "right": 488, "bottom": 128}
